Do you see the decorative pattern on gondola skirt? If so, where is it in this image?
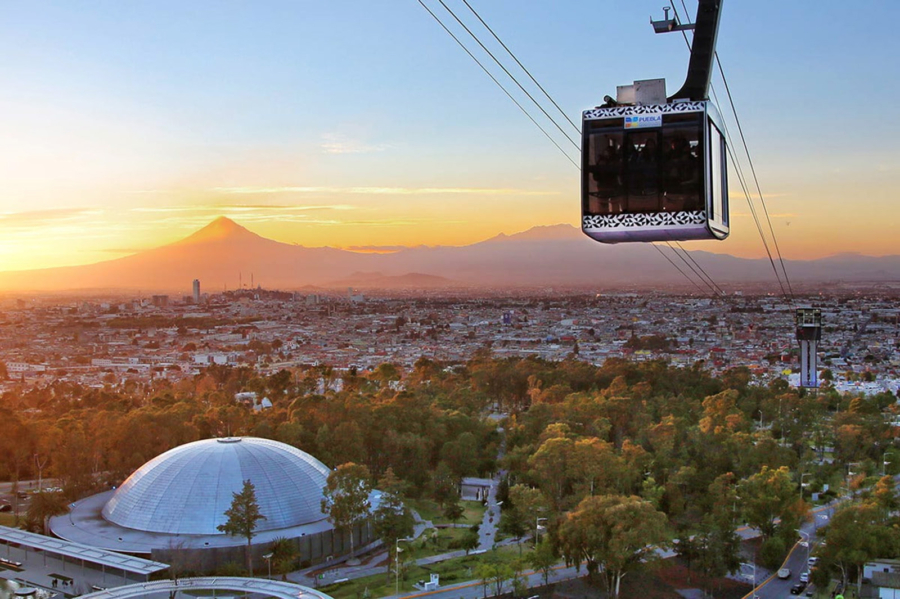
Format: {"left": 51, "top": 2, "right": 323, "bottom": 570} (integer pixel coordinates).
{"left": 583, "top": 210, "right": 706, "bottom": 229}
{"left": 583, "top": 101, "right": 706, "bottom": 120}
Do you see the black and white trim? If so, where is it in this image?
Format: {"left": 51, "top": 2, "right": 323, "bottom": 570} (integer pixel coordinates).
{"left": 583, "top": 101, "right": 706, "bottom": 121}
{"left": 583, "top": 210, "right": 707, "bottom": 230}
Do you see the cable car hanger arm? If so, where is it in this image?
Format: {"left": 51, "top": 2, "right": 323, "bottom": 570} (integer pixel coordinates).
{"left": 653, "top": 0, "right": 724, "bottom": 102}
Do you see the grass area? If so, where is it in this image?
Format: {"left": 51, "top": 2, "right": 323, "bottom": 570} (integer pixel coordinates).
{"left": 395, "top": 527, "right": 472, "bottom": 562}
{"left": 0, "top": 513, "right": 17, "bottom": 528}
{"left": 408, "top": 498, "right": 487, "bottom": 526}
{"left": 321, "top": 546, "right": 526, "bottom": 599}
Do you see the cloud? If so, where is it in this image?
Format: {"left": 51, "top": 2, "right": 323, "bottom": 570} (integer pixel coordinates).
{"left": 321, "top": 141, "right": 391, "bottom": 154}
{"left": 730, "top": 212, "right": 797, "bottom": 219}
{"left": 728, "top": 191, "right": 792, "bottom": 200}
{"left": 132, "top": 204, "right": 355, "bottom": 213}
{"left": 0, "top": 208, "right": 103, "bottom": 229}
{"left": 320, "top": 133, "right": 391, "bottom": 154}
{"left": 344, "top": 245, "right": 410, "bottom": 252}
{"left": 212, "top": 186, "right": 557, "bottom": 196}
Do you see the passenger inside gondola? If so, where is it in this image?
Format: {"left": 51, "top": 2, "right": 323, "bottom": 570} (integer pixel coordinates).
{"left": 588, "top": 135, "right": 625, "bottom": 214}
{"left": 662, "top": 133, "right": 702, "bottom": 211}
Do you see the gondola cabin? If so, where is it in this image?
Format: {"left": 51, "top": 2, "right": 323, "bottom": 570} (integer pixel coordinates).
{"left": 581, "top": 96, "right": 729, "bottom": 243}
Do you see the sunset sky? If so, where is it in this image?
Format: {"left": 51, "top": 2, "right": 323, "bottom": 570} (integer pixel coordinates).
{"left": 1, "top": 0, "right": 898, "bottom": 272}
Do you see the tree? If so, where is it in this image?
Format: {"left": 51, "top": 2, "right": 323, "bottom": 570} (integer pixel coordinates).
{"left": 475, "top": 563, "right": 495, "bottom": 599}
{"left": 558, "top": 494, "right": 668, "bottom": 599}
{"left": 528, "top": 436, "right": 575, "bottom": 510}
{"left": 529, "top": 538, "right": 557, "bottom": 587}
{"left": 871, "top": 475, "right": 899, "bottom": 518}
{"left": 508, "top": 484, "right": 547, "bottom": 542}
{"left": 217, "top": 479, "right": 267, "bottom": 576}
{"left": 820, "top": 503, "right": 895, "bottom": 595}
{"left": 321, "top": 462, "right": 373, "bottom": 556}
{"left": 460, "top": 529, "right": 480, "bottom": 555}
{"left": 372, "top": 468, "right": 415, "bottom": 576}
{"left": 737, "top": 466, "right": 807, "bottom": 540}
{"left": 443, "top": 496, "right": 465, "bottom": 524}
{"left": 431, "top": 461, "right": 458, "bottom": 508}
{"left": 25, "top": 490, "right": 69, "bottom": 534}
{"left": 691, "top": 515, "right": 742, "bottom": 595}
{"left": 270, "top": 537, "right": 299, "bottom": 579}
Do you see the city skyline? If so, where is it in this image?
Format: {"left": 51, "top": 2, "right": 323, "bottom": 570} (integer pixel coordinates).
{"left": 1, "top": 0, "right": 898, "bottom": 273}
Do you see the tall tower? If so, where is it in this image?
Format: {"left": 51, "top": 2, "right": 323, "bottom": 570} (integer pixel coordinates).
{"left": 796, "top": 308, "right": 822, "bottom": 388}
{"left": 192, "top": 279, "right": 201, "bottom": 304}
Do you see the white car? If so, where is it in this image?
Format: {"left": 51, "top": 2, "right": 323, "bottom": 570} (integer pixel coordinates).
{"left": 808, "top": 557, "right": 819, "bottom": 568}
{"left": 800, "top": 572, "right": 810, "bottom": 583}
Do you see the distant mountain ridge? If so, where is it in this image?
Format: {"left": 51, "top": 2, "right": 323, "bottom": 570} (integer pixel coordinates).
{"left": 0, "top": 217, "right": 897, "bottom": 292}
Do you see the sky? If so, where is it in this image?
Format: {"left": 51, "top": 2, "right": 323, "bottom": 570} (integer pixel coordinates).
{"left": 1, "top": 0, "right": 898, "bottom": 272}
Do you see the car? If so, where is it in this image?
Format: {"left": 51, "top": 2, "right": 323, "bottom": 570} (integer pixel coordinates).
{"left": 0, "top": 503, "right": 11, "bottom": 512}
{"left": 791, "top": 582, "right": 807, "bottom": 595}
{"left": 808, "top": 557, "right": 819, "bottom": 568}
{"left": 800, "top": 572, "right": 810, "bottom": 583}
{"left": 778, "top": 568, "right": 792, "bottom": 579}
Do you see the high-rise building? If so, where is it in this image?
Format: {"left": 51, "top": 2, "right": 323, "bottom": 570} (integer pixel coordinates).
{"left": 192, "top": 279, "right": 201, "bottom": 304}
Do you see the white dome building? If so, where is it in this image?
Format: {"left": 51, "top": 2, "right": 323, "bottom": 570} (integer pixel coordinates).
{"left": 50, "top": 438, "right": 379, "bottom": 570}
{"left": 102, "top": 438, "right": 330, "bottom": 535}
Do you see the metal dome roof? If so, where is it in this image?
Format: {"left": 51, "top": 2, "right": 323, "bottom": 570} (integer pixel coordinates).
{"left": 102, "top": 437, "right": 331, "bottom": 535}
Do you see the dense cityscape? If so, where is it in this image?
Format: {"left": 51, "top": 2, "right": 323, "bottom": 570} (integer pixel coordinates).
{"left": 2, "top": 286, "right": 900, "bottom": 599}
{"left": 2, "top": 286, "right": 899, "bottom": 396}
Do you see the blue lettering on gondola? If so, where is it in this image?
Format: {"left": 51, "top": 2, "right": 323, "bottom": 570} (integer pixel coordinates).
{"left": 625, "top": 114, "right": 662, "bottom": 128}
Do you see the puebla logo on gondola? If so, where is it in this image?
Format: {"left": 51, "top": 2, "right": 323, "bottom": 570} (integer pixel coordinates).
{"left": 624, "top": 113, "right": 662, "bottom": 129}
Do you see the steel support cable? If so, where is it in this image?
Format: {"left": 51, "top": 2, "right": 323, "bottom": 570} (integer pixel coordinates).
{"left": 675, "top": 0, "right": 792, "bottom": 300}
{"left": 714, "top": 52, "right": 795, "bottom": 301}
{"left": 652, "top": 244, "right": 710, "bottom": 295}
{"left": 415, "top": 0, "right": 580, "bottom": 169}
{"left": 434, "top": 0, "right": 581, "bottom": 151}
{"left": 459, "top": 0, "right": 581, "bottom": 136}
{"left": 419, "top": 0, "right": 713, "bottom": 293}
{"left": 673, "top": 240, "right": 727, "bottom": 295}
{"left": 669, "top": 0, "right": 789, "bottom": 298}
{"left": 721, "top": 124, "right": 788, "bottom": 297}
{"left": 665, "top": 241, "right": 723, "bottom": 297}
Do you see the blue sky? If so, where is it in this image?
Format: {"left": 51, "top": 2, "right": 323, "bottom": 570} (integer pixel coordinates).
{"left": 1, "top": 0, "right": 898, "bottom": 270}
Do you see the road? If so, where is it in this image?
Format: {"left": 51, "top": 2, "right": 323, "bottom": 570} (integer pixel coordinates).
{"left": 741, "top": 505, "right": 835, "bottom": 599}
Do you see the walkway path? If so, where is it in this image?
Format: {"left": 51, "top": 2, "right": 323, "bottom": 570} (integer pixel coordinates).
{"left": 288, "top": 476, "right": 506, "bottom": 590}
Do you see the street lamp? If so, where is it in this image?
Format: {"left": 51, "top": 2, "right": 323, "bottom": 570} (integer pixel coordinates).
{"left": 535, "top": 517, "right": 548, "bottom": 544}
{"left": 800, "top": 473, "right": 811, "bottom": 495}
{"left": 395, "top": 537, "right": 412, "bottom": 597}
{"left": 262, "top": 552, "right": 273, "bottom": 579}
{"left": 884, "top": 453, "right": 892, "bottom": 477}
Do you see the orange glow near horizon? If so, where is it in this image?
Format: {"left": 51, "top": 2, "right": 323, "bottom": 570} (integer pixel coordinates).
{"left": 0, "top": 155, "right": 897, "bottom": 273}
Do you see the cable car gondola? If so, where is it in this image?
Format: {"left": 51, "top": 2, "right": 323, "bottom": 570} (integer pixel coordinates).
{"left": 582, "top": 0, "right": 729, "bottom": 244}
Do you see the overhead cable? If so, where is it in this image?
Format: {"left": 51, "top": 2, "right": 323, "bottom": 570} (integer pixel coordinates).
{"left": 434, "top": 0, "right": 581, "bottom": 151}
{"left": 415, "top": 0, "right": 580, "bottom": 169}
{"left": 459, "top": 0, "right": 581, "bottom": 136}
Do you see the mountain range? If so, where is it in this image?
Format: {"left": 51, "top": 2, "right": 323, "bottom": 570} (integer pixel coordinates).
{"left": 1, "top": 217, "right": 898, "bottom": 293}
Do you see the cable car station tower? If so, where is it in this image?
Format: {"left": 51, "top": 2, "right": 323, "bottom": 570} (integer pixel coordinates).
{"left": 796, "top": 308, "right": 823, "bottom": 388}
{"left": 582, "top": 0, "right": 728, "bottom": 243}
